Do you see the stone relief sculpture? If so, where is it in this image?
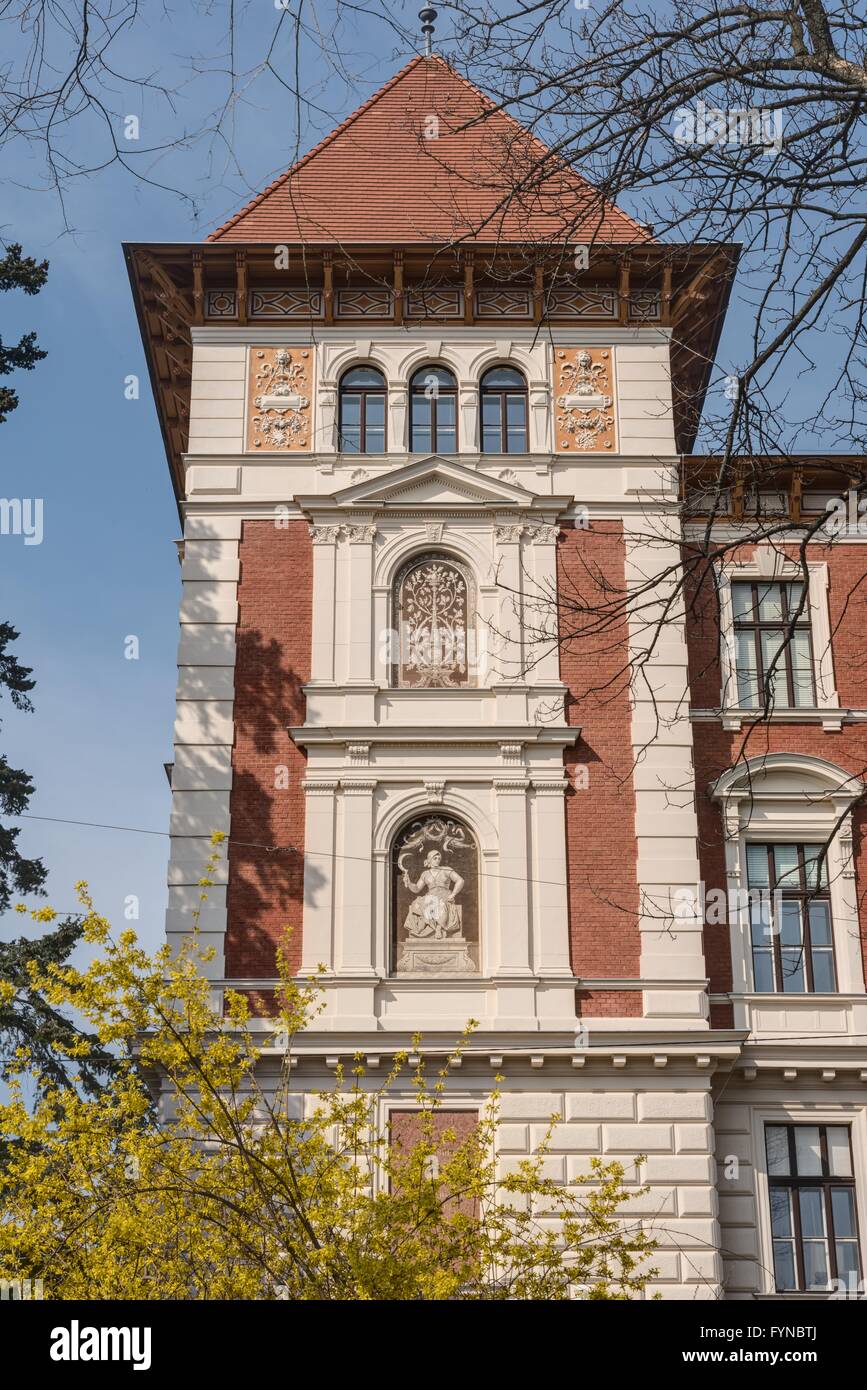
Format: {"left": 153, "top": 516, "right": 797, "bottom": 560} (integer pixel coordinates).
{"left": 395, "top": 554, "right": 471, "bottom": 688}
{"left": 393, "top": 816, "right": 478, "bottom": 974}
{"left": 554, "top": 346, "right": 615, "bottom": 451}
{"left": 247, "top": 346, "right": 312, "bottom": 450}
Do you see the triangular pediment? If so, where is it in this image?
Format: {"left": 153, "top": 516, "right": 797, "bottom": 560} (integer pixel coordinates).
{"left": 327, "top": 456, "right": 540, "bottom": 510}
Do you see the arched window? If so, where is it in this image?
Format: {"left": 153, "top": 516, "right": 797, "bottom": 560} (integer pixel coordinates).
{"left": 409, "top": 365, "right": 457, "bottom": 453}
{"left": 480, "top": 365, "right": 528, "bottom": 453}
{"left": 393, "top": 552, "right": 474, "bottom": 689}
{"left": 392, "top": 814, "right": 479, "bottom": 975}
{"left": 338, "top": 365, "right": 386, "bottom": 453}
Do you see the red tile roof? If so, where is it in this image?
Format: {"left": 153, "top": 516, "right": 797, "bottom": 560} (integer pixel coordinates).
{"left": 208, "top": 55, "right": 650, "bottom": 246}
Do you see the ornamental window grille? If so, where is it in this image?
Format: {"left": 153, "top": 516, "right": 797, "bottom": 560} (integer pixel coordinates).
{"left": 392, "top": 553, "right": 475, "bottom": 688}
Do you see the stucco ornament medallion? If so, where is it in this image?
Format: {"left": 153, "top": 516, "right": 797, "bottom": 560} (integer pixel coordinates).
{"left": 554, "top": 347, "right": 616, "bottom": 451}
{"left": 247, "top": 346, "right": 313, "bottom": 450}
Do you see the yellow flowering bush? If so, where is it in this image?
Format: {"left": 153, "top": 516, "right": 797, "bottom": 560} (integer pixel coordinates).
{"left": 0, "top": 842, "right": 656, "bottom": 1301}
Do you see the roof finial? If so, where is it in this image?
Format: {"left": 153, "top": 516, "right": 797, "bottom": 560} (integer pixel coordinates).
{"left": 419, "top": 6, "right": 437, "bottom": 57}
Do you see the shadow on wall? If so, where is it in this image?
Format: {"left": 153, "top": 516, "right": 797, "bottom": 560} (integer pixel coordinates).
{"left": 225, "top": 627, "right": 325, "bottom": 976}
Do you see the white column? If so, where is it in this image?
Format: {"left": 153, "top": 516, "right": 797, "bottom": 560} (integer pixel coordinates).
{"left": 309, "top": 526, "right": 340, "bottom": 683}
{"left": 336, "top": 780, "right": 377, "bottom": 977}
{"left": 525, "top": 523, "right": 563, "bottom": 685}
{"left": 530, "top": 780, "right": 572, "bottom": 974}
{"left": 529, "top": 380, "right": 551, "bottom": 453}
{"left": 493, "top": 778, "right": 533, "bottom": 977}
{"left": 492, "top": 524, "right": 524, "bottom": 683}
{"left": 299, "top": 781, "right": 338, "bottom": 974}
{"left": 346, "top": 524, "right": 376, "bottom": 683}
{"left": 317, "top": 381, "right": 338, "bottom": 454}
{"left": 459, "top": 381, "right": 478, "bottom": 454}
{"left": 388, "top": 383, "right": 407, "bottom": 454}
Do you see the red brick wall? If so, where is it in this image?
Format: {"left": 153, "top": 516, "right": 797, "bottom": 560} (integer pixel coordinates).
{"left": 225, "top": 519, "right": 312, "bottom": 977}
{"left": 559, "top": 522, "right": 642, "bottom": 1014}
{"left": 685, "top": 541, "right": 867, "bottom": 993}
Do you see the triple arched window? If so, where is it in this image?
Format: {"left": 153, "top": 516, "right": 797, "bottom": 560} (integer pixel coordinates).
{"left": 337, "top": 362, "right": 529, "bottom": 454}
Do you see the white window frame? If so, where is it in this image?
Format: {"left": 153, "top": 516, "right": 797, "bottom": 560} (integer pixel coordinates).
{"left": 716, "top": 551, "right": 838, "bottom": 730}
{"left": 714, "top": 756, "right": 864, "bottom": 1001}
{"left": 751, "top": 1103, "right": 867, "bottom": 1298}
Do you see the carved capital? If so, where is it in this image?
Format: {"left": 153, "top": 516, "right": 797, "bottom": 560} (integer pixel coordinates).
{"left": 309, "top": 524, "right": 341, "bottom": 545}
{"left": 345, "top": 524, "right": 376, "bottom": 544}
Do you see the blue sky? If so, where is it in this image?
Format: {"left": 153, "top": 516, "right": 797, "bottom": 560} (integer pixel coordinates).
{"left": 0, "top": 2, "right": 422, "bottom": 952}
{"left": 0, "top": 0, "right": 846, "bottom": 955}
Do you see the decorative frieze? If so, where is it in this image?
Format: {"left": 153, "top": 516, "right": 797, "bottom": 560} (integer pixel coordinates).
{"left": 335, "top": 288, "right": 393, "bottom": 318}
{"left": 404, "top": 288, "right": 463, "bottom": 319}
{"left": 205, "top": 288, "right": 238, "bottom": 318}
{"left": 627, "top": 290, "right": 662, "bottom": 322}
{"left": 475, "top": 288, "right": 534, "bottom": 319}
{"left": 249, "top": 288, "right": 324, "bottom": 319}
{"left": 554, "top": 347, "right": 616, "bottom": 452}
{"left": 247, "top": 347, "right": 313, "bottom": 451}
{"left": 548, "top": 287, "right": 618, "bottom": 320}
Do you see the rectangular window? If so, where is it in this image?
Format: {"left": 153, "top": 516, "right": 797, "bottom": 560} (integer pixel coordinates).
{"left": 766, "top": 1124, "right": 860, "bottom": 1291}
{"left": 746, "top": 843, "right": 836, "bottom": 993}
{"left": 732, "top": 580, "right": 815, "bottom": 708}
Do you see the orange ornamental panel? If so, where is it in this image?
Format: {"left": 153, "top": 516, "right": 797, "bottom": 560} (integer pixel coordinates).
{"left": 246, "top": 346, "right": 314, "bottom": 451}
{"left": 553, "top": 346, "right": 616, "bottom": 453}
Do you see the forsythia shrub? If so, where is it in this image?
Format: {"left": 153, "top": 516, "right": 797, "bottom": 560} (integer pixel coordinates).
{"left": 0, "top": 837, "right": 657, "bottom": 1300}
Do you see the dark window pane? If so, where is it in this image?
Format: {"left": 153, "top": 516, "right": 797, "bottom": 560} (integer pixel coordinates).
{"left": 341, "top": 396, "right": 361, "bottom": 426}
{"left": 798, "top": 1188, "right": 825, "bottom": 1239}
{"left": 436, "top": 426, "right": 456, "bottom": 453}
{"left": 770, "top": 1186, "right": 793, "bottom": 1237}
{"left": 804, "top": 846, "right": 827, "bottom": 888}
{"left": 803, "top": 1242, "right": 830, "bottom": 1289}
{"left": 827, "top": 1128, "right": 853, "bottom": 1178}
{"left": 757, "top": 582, "right": 784, "bottom": 622}
{"left": 412, "top": 366, "right": 456, "bottom": 391}
{"left": 779, "top": 900, "right": 803, "bottom": 947}
{"left": 408, "top": 428, "right": 430, "bottom": 455}
{"left": 773, "top": 844, "right": 800, "bottom": 885}
{"left": 732, "top": 582, "right": 754, "bottom": 621}
{"left": 366, "top": 395, "right": 385, "bottom": 427}
{"left": 794, "top": 1127, "right": 822, "bottom": 1176}
{"left": 766, "top": 1127, "right": 791, "bottom": 1175}
{"left": 365, "top": 428, "right": 385, "bottom": 453}
{"left": 812, "top": 949, "right": 836, "bottom": 992}
{"left": 482, "top": 367, "right": 524, "bottom": 388}
{"left": 836, "top": 1241, "right": 860, "bottom": 1283}
{"left": 831, "top": 1187, "right": 857, "bottom": 1239}
{"left": 808, "top": 901, "right": 832, "bottom": 946}
{"left": 746, "top": 844, "right": 769, "bottom": 888}
{"left": 343, "top": 367, "right": 386, "bottom": 387}
{"left": 772, "top": 1241, "right": 797, "bottom": 1290}
{"left": 753, "top": 949, "right": 775, "bottom": 992}
{"left": 340, "top": 428, "right": 361, "bottom": 454}
{"left": 780, "top": 947, "right": 806, "bottom": 992}
{"left": 437, "top": 396, "right": 456, "bottom": 428}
